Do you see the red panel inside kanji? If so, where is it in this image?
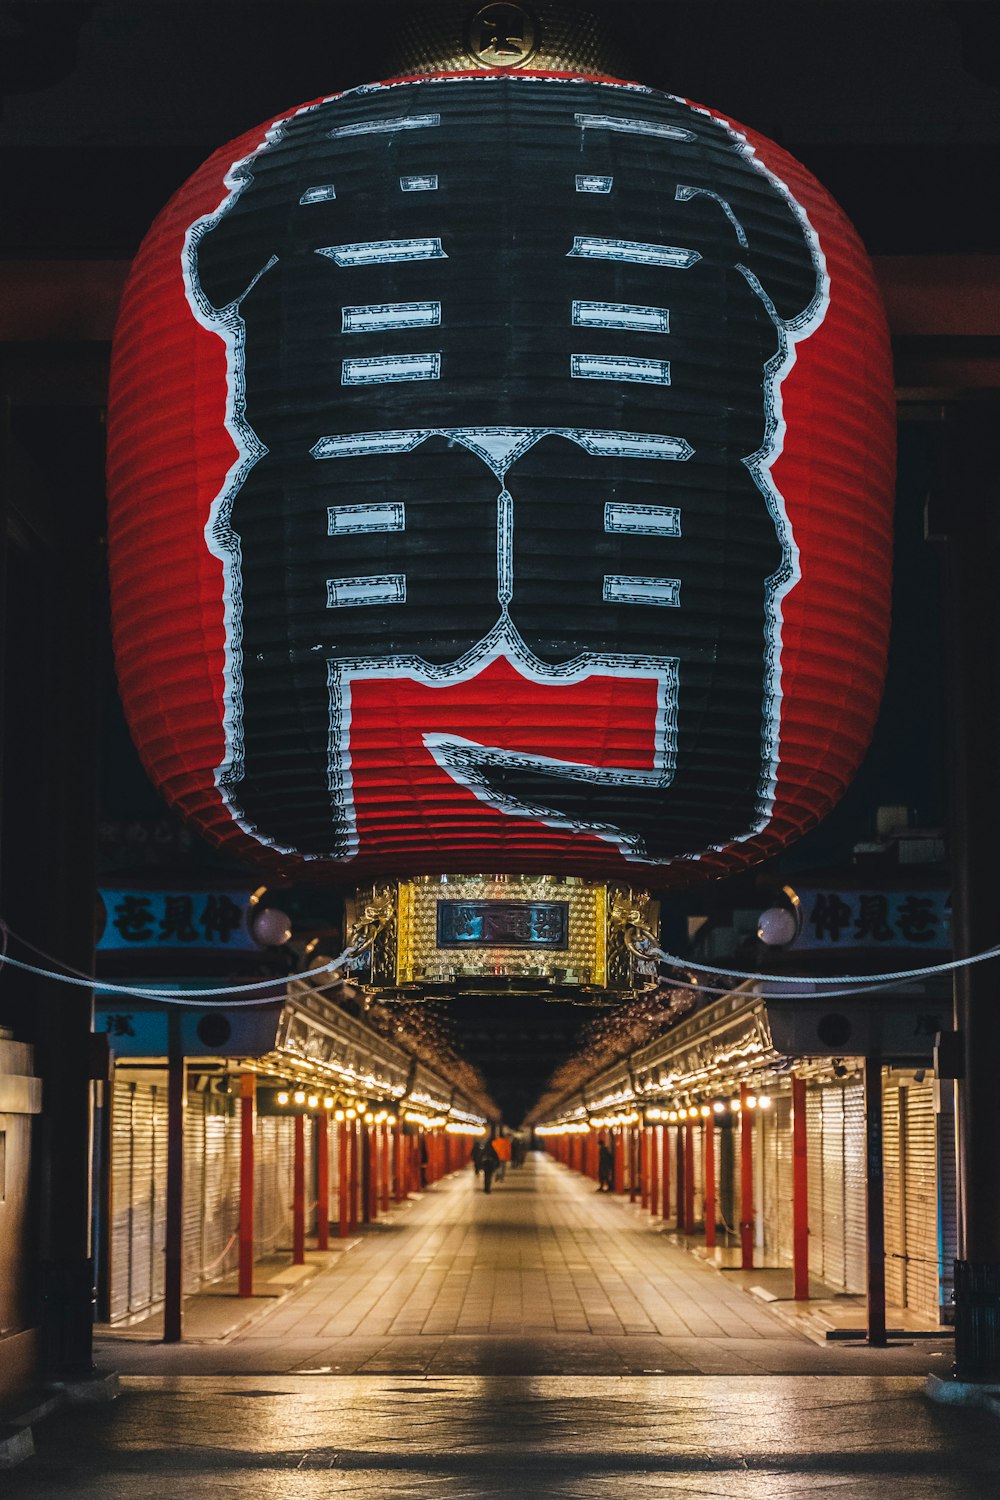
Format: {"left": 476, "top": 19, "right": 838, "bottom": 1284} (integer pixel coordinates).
{"left": 106, "top": 72, "right": 894, "bottom": 884}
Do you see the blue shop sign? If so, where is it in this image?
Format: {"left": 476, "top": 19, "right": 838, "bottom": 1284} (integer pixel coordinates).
{"left": 793, "top": 889, "right": 951, "bottom": 951}
{"left": 97, "top": 889, "right": 257, "bottom": 951}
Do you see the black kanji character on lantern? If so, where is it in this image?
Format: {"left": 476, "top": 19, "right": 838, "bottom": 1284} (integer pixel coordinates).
{"left": 112, "top": 895, "right": 155, "bottom": 943}
{"left": 159, "top": 895, "right": 199, "bottom": 944}
{"left": 189, "top": 77, "right": 824, "bottom": 863}
{"left": 199, "top": 894, "right": 244, "bottom": 944}
{"left": 896, "top": 895, "right": 937, "bottom": 943}
{"left": 853, "top": 894, "right": 894, "bottom": 944}
{"left": 809, "top": 893, "right": 852, "bottom": 944}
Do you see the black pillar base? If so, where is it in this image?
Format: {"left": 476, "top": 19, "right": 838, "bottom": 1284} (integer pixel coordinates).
{"left": 38, "top": 1257, "right": 96, "bottom": 1380}
{"left": 953, "top": 1260, "right": 1000, "bottom": 1383}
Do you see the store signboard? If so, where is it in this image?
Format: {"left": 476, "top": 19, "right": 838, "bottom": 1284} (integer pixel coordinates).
{"left": 792, "top": 888, "right": 950, "bottom": 951}
{"left": 97, "top": 889, "right": 256, "bottom": 951}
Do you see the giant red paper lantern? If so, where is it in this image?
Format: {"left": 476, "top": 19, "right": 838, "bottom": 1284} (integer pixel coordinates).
{"left": 106, "top": 72, "right": 894, "bottom": 885}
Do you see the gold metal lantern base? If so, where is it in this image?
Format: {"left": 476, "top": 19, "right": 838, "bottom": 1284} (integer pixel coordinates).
{"left": 345, "top": 875, "right": 659, "bottom": 1003}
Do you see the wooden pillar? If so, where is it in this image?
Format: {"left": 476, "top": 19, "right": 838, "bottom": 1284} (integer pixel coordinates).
{"left": 629, "top": 1129, "right": 639, "bottom": 1202}
{"left": 615, "top": 1129, "right": 626, "bottom": 1194}
{"left": 650, "top": 1127, "right": 660, "bottom": 1217}
{"left": 661, "top": 1125, "right": 671, "bottom": 1221}
{"left": 792, "top": 1076, "right": 809, "bottom": 1300}
{"left": 292, "top": 1112, "right": 306, "bottom": 1265}
{"left": 238, "top": 1072, "right": 256, "bottom": 1296}
{"left": 640, "top": 1128, "right": 649, "bottom": 1209}
{"left": 316, "top": 1110, "right": 330, "bottom": 1251}
{"left": 675, "top": 1123, "right": 685, "bottom": 1232}
{"left": 683, "top": 1121, "right": 695, "bottom": 1234}
{"left": 704, "top": 1113, "right": 716, "bottom": 1250}
{"left": 338, "top": 1117, "right": 350, "bottom": 1238}
{"left": 163, "top": 1014, "right": 186, "bottom": 1343}
{"left": 740, "top": 1083, "right": 755, "bottom": 1269}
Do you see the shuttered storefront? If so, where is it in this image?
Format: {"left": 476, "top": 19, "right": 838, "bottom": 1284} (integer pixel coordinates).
{"left": 761, "top": 1094, "right": 794, "bottom": 1267}
{"left": 108, "top": 1074, "right": 167, "bottom": 1323}
{"left": 884, "top": 1070, "right": 954, "bottom": 1324}
{"left": 805, "top": 1080, "right": 865, "bottom": 1294}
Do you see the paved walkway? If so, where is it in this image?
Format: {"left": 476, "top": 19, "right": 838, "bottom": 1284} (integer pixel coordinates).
{"left": 96, "top": 1151, "right": 952, "bottom": 1378}
{"left": 6, "top": 1373, "right": 1000, "bottom": 1498}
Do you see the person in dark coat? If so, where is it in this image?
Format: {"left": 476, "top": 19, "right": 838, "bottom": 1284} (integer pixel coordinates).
{"left": 481, "top": 1137, "right": 500, "bottom": 1194}
{"left": 598, "top": 1135, "right": 614, "bottom": 1193}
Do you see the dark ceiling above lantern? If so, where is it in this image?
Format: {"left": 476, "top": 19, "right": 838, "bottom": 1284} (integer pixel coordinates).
{"left": 106, "top": 71, "right": 894, "bottom": 885}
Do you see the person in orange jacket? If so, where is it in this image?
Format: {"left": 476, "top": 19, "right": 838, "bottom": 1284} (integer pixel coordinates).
{"left": 492, "top": 1133, "right": 512, "bottom": 1182}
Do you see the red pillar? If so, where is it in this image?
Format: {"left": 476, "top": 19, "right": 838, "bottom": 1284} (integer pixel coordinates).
{"left": 365, "top": 1121, "right": 377, "bottom": 1222}
{"left": 381, "top": 1123, "right": 391, "bottom": 1211}
{"left": 650, "top": 1127, "right": 660, "bottom": 1217}
{"left": 704, "top": 1113, "right": 716, "bottom": 1250}
{"left": 675, "top": 1124, "right": 685, "bottom": 1232}
{"left": 640, "top": 1128, "right": 649, "bottom": 1209}
{"left": 393, "top": 1119, "right": 405, "bottom": 1202}
{"left": 661, "top": 1126, "right": 671, "bottom": 1220}
{"left": 338, "top": 1118, "right": 350, "bottom": 1238}
{"left": 614, "top": 1129, "right": 626, "bottom": 1195}
{"left": 316, "top": 1111, "right": 330, "bottom": 1251}
{"left": 293, "top": 1112, "right": 306, "bottom": 1265}
{"left": 740, "top": 1083, "right": 755, "bottom": 1270}
{"left": 683, "top": 1121, "right": 695, "bottom": 1234}
{"left": 238, "top": 1073, "right": 256, "bottom": 1296}
{"left": 792, "top": 1076, "right": 809, "bottom": 1300}
{"left": 348, "top": 1119, "right": 359, "bottom": 1231}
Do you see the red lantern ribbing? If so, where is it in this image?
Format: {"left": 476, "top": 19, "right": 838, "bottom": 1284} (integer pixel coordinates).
{"left": 106, "top": 72, "right": 894, "bottom": 884}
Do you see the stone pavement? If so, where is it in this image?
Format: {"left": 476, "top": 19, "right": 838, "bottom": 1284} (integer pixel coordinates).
{"left": 5, "top": 1373, "right": 1000, "bottom": 1498}
{"left": 6, "top": 1154, "right": 995, "bottom": 1496}
{"left": 95, "top": 1151, "right": 953, "bottom": 1378}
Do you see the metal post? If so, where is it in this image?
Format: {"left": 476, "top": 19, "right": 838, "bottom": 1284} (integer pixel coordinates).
{"left": 740, "top": 1084, "right": 755, "bottom": 1269}
{"left": 238, "top": 1072, "right": 255, "bottom": 1296}
{"left": 163, "top": 1013, "right": 186, "bottom": 1342}
{"left": 864, "top": 1055, "right": 888, "bottom": 1346}
{"left": 316, "top": 1111, "right": 330, "bottom": 1251}
{"left": 792, "top": 1075, "right": 810, "bottom": 1301}
{"left": 704, "top": 1114, "right": 716, "bottom": 1250}
{"left": 292, "top": 1112, "right": 306, "bottom": 1264}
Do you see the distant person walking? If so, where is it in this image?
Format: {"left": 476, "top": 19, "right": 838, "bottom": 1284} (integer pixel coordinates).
{"left": 598, "top": 1136, "right": 614, "bottom": 1193}
{"left": 481, "top": 1137, "right": 500, "bottom": 1194}
{"left": 492, "top": 1133, "right": 512, "bottom": 1182}
{"left": 470, "top": 1137, "right": 485, "bottom": 1177}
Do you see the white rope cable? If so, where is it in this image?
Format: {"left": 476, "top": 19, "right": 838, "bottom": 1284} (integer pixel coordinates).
{"left": 653, "top": 971, "right": 936, "bottom": 1002}
{"left": 642, "top": 940, "right": 1000, "bottom": 988}
{"left": 0, "top": 929, "right": 358, "bottom": 1007}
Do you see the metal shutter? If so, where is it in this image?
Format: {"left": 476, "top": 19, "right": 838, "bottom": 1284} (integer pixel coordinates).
{"left": 882, "top": 1079, "right": 905, "bottom": 1309}
{"left": 806, "top": 1086, "right": 825, "bottom": 1283}
{"left": 903, "top": 1076, "right": 940, "bottom": 1321}
{"left": 183, "top": 1090, "right": 206, "bottom": 1281}
{"left": 821, "top": 1085, "right": 846, "bottom": 1289}
{"left": 937, "top": 1082, "right": 958, "bottom": 1323}
{"left": 109, "top": 1074, "right": 167, "bottom": 1323}
{"left": 763, "top": 1094, "right": 793, "bottom": 1267}
{"left": 200, "top": 1097, "right": 238, "bottom": 1285}
{"left": 843, "top": 1082, "right": 867, "bottom": 1294}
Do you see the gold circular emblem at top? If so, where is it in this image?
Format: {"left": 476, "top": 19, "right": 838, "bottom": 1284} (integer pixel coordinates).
{"left": 467, "top": 4, "right": 538, "bottom": 68}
